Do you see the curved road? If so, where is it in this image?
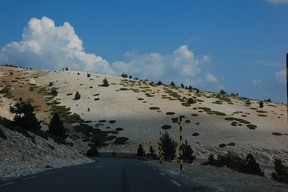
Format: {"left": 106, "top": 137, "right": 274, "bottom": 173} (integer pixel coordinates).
{"left": 0, "top": 158, "right": 188, "bottom": 192}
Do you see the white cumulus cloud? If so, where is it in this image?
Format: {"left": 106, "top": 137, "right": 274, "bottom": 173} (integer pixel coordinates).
{"left": 0, "top": 16, "right": 223, "bottom": 91}
{"left": 266, "top": 0, "right": 288, "bottom": 4}
{"left": 275, "top": 70, "right": 286, "bottom": 83}
{"left": 0, "top": 17, "right": 113, "bottom": 74}
{"left": 112, "top": 45, "right": 210, "bottom": 83}
{"left": 205, "top": 74, "right": 219, "bottom": 83}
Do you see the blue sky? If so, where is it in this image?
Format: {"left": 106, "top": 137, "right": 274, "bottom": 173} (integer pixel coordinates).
{"left": 0, "top": 0, "right": 287, "bottom": 103}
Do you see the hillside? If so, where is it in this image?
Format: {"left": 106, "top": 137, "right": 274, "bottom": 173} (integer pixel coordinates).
{"left": 0, "top": 65, "right": 287, "bottom": 180}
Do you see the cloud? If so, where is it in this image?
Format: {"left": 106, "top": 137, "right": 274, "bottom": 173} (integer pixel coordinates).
{"left": 252, "top": 80, "right": 262, "bottom": 85}
{"left": 111, "top": 45, "right": 212, "bottom": 85}
{"left": 0, "top": 17, "right": 113, "bottom": 74}
{"left": 266, "top": 0, "right": 288, "bottom": 4}
{"left": 0, "top": 16, "right": 223, "bottom": 91}
{"left": 275, "top": 70, "right": 286, "bottom": 83}
{"left": 205, "top": 74, "right": 219, "bottom": 83}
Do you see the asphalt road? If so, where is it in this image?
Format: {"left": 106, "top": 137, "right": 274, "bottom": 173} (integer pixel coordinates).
{"left": 0, "top": 158, "right": 189, "bottom": 192}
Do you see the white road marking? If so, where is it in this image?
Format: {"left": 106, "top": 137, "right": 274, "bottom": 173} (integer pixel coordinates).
{"left": 0, "top": 182, "right": 15, "bottom": 187}
{"left": 170, "top": 180, "right": 182, "bottom": 187}
{"left": 22, "top": 175, "right": 38, "bottom": 181}
{"left": 159, "top": 172, "right": 165, "bottom": 176}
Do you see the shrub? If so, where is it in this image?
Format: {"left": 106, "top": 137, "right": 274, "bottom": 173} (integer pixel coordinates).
{"left": 166, "top": 112, "right": 175, "bottom": 115}
{"left": 50, "top": 87, "right": 58, "bottom": 96}
{"left": 259, "top": 101, "right": 264, "bottom": 108}
{"left": 192, "top": 132, "right": 199, "bottom": 136}
{"left": 48, "top": 113, "right": 67, "bottom": 139}
{"left": 187, "top": 98, "right": 196, "bottom": 104}
{"left": 114, "top": 137, "right": 129, "bottom": 145}
{"left": 182, "top": 140, "right": 196, "bottom": 163}
{"left": 102, "top": 78, "right": 109, "bottom": 87}
{"left": 87, "top": 145, "right": 100, "bottom": 157}
{"left": 115, "top": 127, "right": 123, "bottom": 131}
{"left": 170, "top": 81, "right": 175, "bottom": 86}
{"left": 219, "top": 143, "right": 226, "bottom": 148}
{"left": 10, "top": 99, "right": 41, "bottom": 131}
{"left": 161, "top": 125, "right": 171, "bottom": 130}
{"left": 247, "top": 124, "right": 257, "bottom": 129}
{"left": 271, "top": 159, "right": 288, "bottom": 184}
{"left": 161, "top": 132, "right": 177, "bottom": 161}
{"left": 136, "top": 144, "right": 145, "bottom": 156}
{"left": 147, "top": 146, "right": 157, "bottom": 159}
{"left": 74, "top": 91, "right": 81, "bottom": 100}
{"left": 149, "top": 107, "right": 160, "bottom": 110}
{"left": 207, "top": 152, "right": 264, "bottom": 176}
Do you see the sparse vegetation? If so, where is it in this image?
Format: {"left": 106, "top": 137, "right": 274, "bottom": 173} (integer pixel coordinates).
{"left": 114, "top": 137, "right": 129, "bottom": 145}
{"left": 207, "top": 152, "right": 264, "bottom": 177}
{"left": 271, "top": 159, "right": 288, "bottom": 184}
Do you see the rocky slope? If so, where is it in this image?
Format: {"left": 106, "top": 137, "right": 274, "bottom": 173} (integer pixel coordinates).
{"left": 0, "top": 65, "right": 287, "bottom": 181}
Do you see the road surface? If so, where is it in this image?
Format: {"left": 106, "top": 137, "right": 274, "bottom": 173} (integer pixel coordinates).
{"left": 0, "top": 157, "right": 189, "bottom": 192}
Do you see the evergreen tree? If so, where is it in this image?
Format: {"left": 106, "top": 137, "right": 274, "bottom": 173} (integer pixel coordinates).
{"left": 136, "top": 144, "right": 145, "bottom": 156}
{"left": 74, "top": 91, "right": 81, "bottom": 100}
{"left": 182, "top": 140, "right": 196, "bottom": 163}
{"left": 102, "top": 78, "right": 109, "bottom": 87}
{"left": 180, "top": 83, "right": 185, "bottom": 88}
{"left": 10, "top": 99, "right": 41, "bottom": 131}
{"left": 162, "top": 132, "right": 177, "bottom": 161}
{"left": 170, "top": 81, "right": 175, "bottom": 86}
{"left": 48, "top": 113, "right": 67, "bottom": 139}
{"left": 148, "top": 146, "right": 156, "bottom": 159}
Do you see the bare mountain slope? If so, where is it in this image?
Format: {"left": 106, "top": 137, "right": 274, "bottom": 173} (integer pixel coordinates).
{"left": 0, "top": 66, "right": 287, "bottom": 180}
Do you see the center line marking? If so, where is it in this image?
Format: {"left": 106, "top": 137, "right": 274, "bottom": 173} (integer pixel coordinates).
{"left": 0, "top": 182, "right": 15, "bottom": 187}
{"left": 22, "top": 175, "right": 38, "bottom": 181}
{"left": 170, "top": 180, "right": 182, "bottom": 187}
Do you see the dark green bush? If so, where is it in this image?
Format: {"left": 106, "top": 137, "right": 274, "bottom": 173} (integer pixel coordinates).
{"left": 87, "top": 145, "right": 100, "bottom": 157}
{"left": 114, "top": 137, "right": 129, "bottom": 145}
{"left": 136, "top": 144, "right": 145, "bottom": 156}
{"left": 161, "top": 132, "right": 177, "bottom": 161}
{"left": 207, "top": 152, "right": 264, "bottom": 177}
{"left": 271, "top": 159, "right": 288, "bottom": 184}
{"left": 161, "top": 125, "right": 171, "bottom": 130}
{"left": 74, "top": 91, "right": 81, "bottom": 100}
{"left": 182, "top": 140, "right": 196, "bottom": 163}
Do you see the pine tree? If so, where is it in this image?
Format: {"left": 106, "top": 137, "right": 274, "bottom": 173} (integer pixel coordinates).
{"left": 162, "top": 132, "right": 177, "bottom": 161}
{"left": 48, "top": 113, "right": 67, "bottom": 139}
{"left": 74, "top": 91, "right": 81, "bottom": 100}
{"left": 10, "top": 99, "right": 41, "bottom": 131}
{"left": 102, "top": 78, "right": 109, "bottom": 87}
{"left": 182, "top": 140, "right": 196, "bottom": 163}
{"left": 170, "top": 81, "right": 175, "bottom": 86}
{"left": 136, "top": 144, "right": 145, "bottom": 156}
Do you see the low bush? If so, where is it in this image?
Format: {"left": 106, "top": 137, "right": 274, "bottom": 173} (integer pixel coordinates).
{"left": 192, "top": 132, "right": 200, "bottom": 136}
{"left": 114, "top": 137, "right": 129, "bottom": 145}
{"left": 207, "top": 152, "right": 264, "bottom": 177}
{"left": 161, "top": 125, "right": 171, "bottom": 130}
{"left": 271, "top": 159, "right": 288, "bottom": 184}
{"left": 149, "top": 107, "right": 160, "bottom": 110}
